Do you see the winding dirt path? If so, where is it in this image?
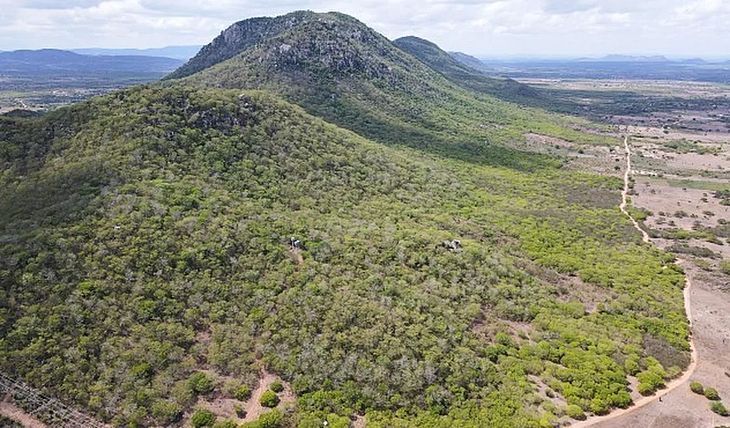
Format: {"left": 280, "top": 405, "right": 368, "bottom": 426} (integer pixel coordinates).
{"left": 573, "top": 136, "right": 698, "bottom": 427}
{"left": 619, "top": 136, "right": 650, "bottom": 243}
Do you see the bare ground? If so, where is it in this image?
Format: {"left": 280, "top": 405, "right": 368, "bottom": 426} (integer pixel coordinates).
{"left": 0, "top": 397, "right": 47, "bottom": 428}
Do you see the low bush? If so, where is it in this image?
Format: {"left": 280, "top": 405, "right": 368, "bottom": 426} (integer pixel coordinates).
{"left": 189, "top": 372, "right": 216, "bottom": 395}
{"left": 260, "top": 390, "right": 280, "bottom": 408}
{"left": 704, "top": 387, "right": 720, "bottom": 401}
{"left": 241, "top": 409, "right": 284, "bottom": 428}
{"left": 689, "top": 381, "right": 704, "bottom": 395}
{"left": 270, "top": 380, "right": 284, "bottom": 393}
{"left": 720, "top": 261, "right": 730, "bottom": 276}
{"left": 191, "top": 409, "right": 216, "bottom": 428}
{"left": 711, "top": 402, "right": 729, "bottom": 417}
{"left": 235, "top": 385, "right": 252, "bottom": 401}
{"left": 566, "top": 404, "right": 586, "bottom": 420}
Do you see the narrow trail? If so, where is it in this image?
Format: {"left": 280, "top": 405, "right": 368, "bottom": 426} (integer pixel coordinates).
{"left": 619, "top": 136, "right": 650, "bottom": 243}
{"left": 573, "top": 136, "right": 698, "bottom": 427}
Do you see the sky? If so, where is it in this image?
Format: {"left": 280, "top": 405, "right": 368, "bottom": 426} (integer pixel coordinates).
{"left": 1, "top": 0, "right": 730, "bottom": 58}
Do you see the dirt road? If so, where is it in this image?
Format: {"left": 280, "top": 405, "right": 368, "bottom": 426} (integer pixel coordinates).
{"left": 574, "top": 136, "right": 700, "bottom": 427}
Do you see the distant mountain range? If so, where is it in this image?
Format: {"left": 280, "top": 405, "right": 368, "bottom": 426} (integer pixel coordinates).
{"left": 0, "top": 49, "right": 183, "bottom": 75}
{"left": 72, "top": 45, "right": 201, "bottom": 60}
{"left": 450, "top": 53, "right": 730, "bottom": 83}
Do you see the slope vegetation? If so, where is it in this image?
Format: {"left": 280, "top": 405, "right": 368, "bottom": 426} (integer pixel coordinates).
{"left": 393, "top": 36, "right": 572, "bottom": 111}
{"left": 178, "top": 12, "right": 605, "bottom": 169}
{"left": 0, "top": 11, "right": 691, "bottom": 428}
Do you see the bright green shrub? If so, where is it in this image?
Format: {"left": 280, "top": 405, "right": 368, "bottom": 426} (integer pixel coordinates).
{"left": 260, "top": 390, "right": 280, "bottom": 408}
{"left": 213, "top": 420, "right": 238, "bottom": 428}
{"left": 624, "top": 354, "right": 640, "bottom": 376}
{"left": 690, "top": 381, "right": 704, "bottom": 394}
{"left": 241, "top": 409, "right": 284, "bottom": 428}
{"left": 191, "top": 409, "right": 216, "bottom": 428}
{"left": 189, "top": 372, "right": 216, "bottom": 395}
{"left": 637, "top": 358, "right": 666, "bottom": 396}
{"left": 705, "top": 387, "right": 720, "bottom": 401}
{"left": 235, "top": 385, "right": 252, "bottom": 401}
{"left": 566, "top": 404, "right": 586, "bottom": 420}
{"left": 711, "top": 402, "right": 729, "bottom": 416}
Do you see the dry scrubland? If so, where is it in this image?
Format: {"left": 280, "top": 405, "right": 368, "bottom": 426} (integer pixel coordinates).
{"left": 526, "top": 79, "right": 730, "bottom": 428}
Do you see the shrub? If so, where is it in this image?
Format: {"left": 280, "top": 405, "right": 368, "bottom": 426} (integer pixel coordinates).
{"left": 689, "top": 381, "right": 704, "bottom": 395}
{"left": 270, "top": 380, "right": 284, "bottom": 393}
{"left": 213, "top": 420, "right": 238, "bottom": 428}
{"left": 720, "top": 261, "right": 730, "bottom": 276}
{"left": 624, "top": 354, "right": 640, "bottom": 376}
{"left": 566, "top": 404, "right": 586, "bottom": 421}
{"left": 191, "top": 409, "right": 216, "bottom": 428}
{"left": 189, "top": 372, "right": 215, "bottom": 395}
{"left": 637, "top": 359, "right": 666, "bottom": 396}
{"left": 711, "top": 402, "right": 729, "bottom": 417}
{"left": 241, "top": 409, "right": 284, "bottom": 428}
{"left": 235, "top": 385, "right": 252, "bottom": 401}
{"left": 151, "top": 400, "right": 183, "bottom": 424}
{"left": 705, "top": 387, "right": 720, "bottom": 401}
{"left": 260, "top": 390, "right": 280, "bottom": 408}
{"left": 590, "top": 397, "right": 609, "bottom": 415}
{"left": 234, "top": 404, "right": 247, "bottom": 418}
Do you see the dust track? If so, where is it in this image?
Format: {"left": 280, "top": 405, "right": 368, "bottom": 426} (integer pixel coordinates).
{"left": 572, "top": 136, "right": 698, "bottom": 427}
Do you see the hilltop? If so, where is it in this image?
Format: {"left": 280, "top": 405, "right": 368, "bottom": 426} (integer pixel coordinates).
{"left": 0, "top": 10, "right": 691, "bottom": 428}
{"left": 172, "top": 12, "right": 602, "bottom": 166}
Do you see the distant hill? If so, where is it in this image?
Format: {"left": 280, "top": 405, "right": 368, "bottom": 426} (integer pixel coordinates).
{"left": 0, "top": 49, "right": 183, "bottom": 75}
{"left": 72, "top": 45, "right": 201, "bottom": 60}
{"left": 590, "top": 54, "right": 670, "bottom": 63}
{"left": 449, "top": 51, "right": 488, "bottom": 70}
{"left": 394, "top": 36, "right": 571, "bottom": 111}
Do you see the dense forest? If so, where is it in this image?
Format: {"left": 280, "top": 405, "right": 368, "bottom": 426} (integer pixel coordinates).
{"left": 0, "top": 10, "right": 691, "bottom": 428}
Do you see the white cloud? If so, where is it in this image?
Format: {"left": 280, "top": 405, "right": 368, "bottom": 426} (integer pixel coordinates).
{"left": 0, "top": 0, "right": 728, "bottom": 57}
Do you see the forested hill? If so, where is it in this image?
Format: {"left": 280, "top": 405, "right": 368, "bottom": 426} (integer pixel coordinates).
{"left": 171, "top": 11, "right": 589, "bottom": 164}
{"left": 392, "top": 36, "right": 572, "bottom": 111}
{"left": 0, "top": 10, "right": 691, "bottom": 428}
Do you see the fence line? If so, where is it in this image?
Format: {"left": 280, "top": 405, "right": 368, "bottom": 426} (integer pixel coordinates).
{"left": 0, "top": 372, "right": 107, "bottom": 428}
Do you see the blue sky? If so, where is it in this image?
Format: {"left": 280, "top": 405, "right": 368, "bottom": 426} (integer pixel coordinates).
{"left": 2, "top": 0, "right": 729, "bottom": 58}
